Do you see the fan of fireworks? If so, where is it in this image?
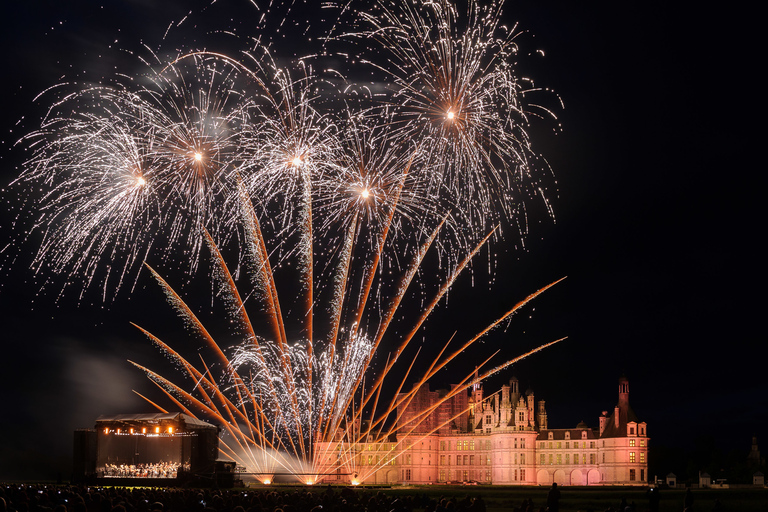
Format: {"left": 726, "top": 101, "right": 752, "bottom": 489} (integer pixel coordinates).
{"left": 130, "top": 189, "right": 564, "bottom": 482}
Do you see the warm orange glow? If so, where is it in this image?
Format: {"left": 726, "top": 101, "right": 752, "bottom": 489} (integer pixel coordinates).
{"left": 168, "top": 426, "right": 174, "bottom": 434}
{"left": 104, "top": 428, "right": 109, "bottom": 434}
{"left": 262, "top": 479, "right": 271, "bottom": 485}
{"left": 135, "top": 176, "right": 146, "bottom": 187}
{"left": 116, "top": 429, "right": 121, "bottom": 434}
{"left": 351, "top": 479, "right": 360, "bottom": 486}
{"left": 291, "top": 156, "right": 303, "bottom": 167}
{"left": 446, "top": 109, "right": 455, "bottom": 120}
{"left": 305, "top": 480, "right": 314, "bottom": 485}
{"left": 130, "top": 428, "right": 134, "bottom": 434}
{"left": 194, "top": 152, "right": 203, "bottom": 162}
{"left": 142, "top": 427, "right": 147, "bottom": 434}
{"left": 361, "top": 188, "right": 370, "bottom": 199}
{"left": 155, "top": 426, "right": 160, "bottom": 434}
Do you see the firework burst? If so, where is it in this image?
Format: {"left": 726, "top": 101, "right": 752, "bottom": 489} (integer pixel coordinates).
{"left": 345, "top": 0, "right": 560, "bottom": 241}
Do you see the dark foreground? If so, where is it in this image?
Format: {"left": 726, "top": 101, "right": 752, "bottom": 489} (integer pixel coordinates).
{"left": 1, "top": 483, "right": 766, "bottom": 512}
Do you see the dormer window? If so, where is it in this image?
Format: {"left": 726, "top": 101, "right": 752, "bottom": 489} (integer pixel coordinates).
{"left": 582, "top": 431, "right": 588, "bottom": 439}
{"left": 565, "top": 432, "right": 570, "bottom": 440}
{"left": 548, "top": 432, "right": 554, "bottom": 440}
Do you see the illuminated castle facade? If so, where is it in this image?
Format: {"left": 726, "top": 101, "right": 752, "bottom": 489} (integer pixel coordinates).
{"left": 317, "top": 376, "right": 648, "bottom": 486}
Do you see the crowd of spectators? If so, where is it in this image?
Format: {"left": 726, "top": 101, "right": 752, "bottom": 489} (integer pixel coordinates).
{"left": 0, "top": 482, "right": 726, "bottom": 512}
{"left": 0, "top": 484, "right": 483, "bottom": 512}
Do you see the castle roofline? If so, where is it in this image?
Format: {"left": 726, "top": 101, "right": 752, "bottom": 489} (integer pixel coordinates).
{"left": 537, "top": 428, "right": 598, "bottom": 440}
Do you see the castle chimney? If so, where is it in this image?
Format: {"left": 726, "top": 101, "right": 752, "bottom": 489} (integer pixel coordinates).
{"left": 599, "top": 411, "right": 608, "bottom": 435}
{"left": 618, "top": 376, "right": 629, "bottom": 409}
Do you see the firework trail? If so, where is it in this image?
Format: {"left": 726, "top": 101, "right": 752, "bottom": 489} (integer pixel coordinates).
{"left": 8, "top": 0, "right": 564, "bottom": 483}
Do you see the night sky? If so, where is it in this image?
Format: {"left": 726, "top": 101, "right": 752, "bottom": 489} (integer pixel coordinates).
{"left": 0, "top": 0, "right": 763, "bottom": 482}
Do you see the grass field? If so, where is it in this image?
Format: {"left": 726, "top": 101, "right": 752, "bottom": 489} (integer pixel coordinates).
{"left": 349, "top": 485, "right": 768, "bottom": 512}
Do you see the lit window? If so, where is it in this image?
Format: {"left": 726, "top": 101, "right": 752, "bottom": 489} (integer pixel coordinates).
{"left": 557, "top": 454, "right": 562, "bottom": 465}
{"left": 540, "top": 454, "right": 546, "bottom": 464}
{"left": 573, "top": 441, "right": 579, "bottom": 449}
{"left": 629, "top": 452, "right": 636, "bottom": 463}
{"left": 565, "top": 454, "right": 570, "bottom": 464}
{"left": 640, "top": 452, "right": 645, "bottom": 463}
{"left": 630, "top": 439, "right": 636, "bottom": 447}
